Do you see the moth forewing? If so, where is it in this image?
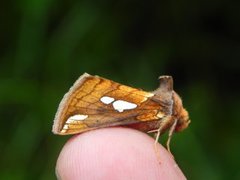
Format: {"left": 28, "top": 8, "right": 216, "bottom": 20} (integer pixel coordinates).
{"left": 52, "top": 73, "right": 190, "bottom": 149}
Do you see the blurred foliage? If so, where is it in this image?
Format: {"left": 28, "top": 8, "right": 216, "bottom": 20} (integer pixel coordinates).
{"left": 0, "top": 0, "right": 240, "bottom": 179}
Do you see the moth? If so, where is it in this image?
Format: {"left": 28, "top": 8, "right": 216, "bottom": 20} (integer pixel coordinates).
{"left": 52, "top": 73, "right": 190, "bottom": 152}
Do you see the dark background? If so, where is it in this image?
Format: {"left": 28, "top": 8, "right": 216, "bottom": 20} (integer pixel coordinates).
{"left": 0, "top": 0, "right": 239, "bottom": 179}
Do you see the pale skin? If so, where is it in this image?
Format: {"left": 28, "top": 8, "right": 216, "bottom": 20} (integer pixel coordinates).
{"left": 56, "top": 127, "right": 186, "bottom": 180}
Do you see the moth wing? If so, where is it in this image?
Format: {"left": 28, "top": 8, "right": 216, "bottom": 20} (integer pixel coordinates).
{"left": 52, "top": 73, "right": 168, "bottom": 135}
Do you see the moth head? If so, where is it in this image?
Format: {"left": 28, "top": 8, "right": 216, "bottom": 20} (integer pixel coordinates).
{"left": 172, "top": 92, "right": 191, "bottom": 132}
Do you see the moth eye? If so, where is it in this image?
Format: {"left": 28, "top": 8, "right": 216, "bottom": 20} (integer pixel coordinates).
{"left": 112, "top": 100, "right": 137, "bottom": 112}
{"left": 100, "top": 96, "right": 115, "bottom": 104}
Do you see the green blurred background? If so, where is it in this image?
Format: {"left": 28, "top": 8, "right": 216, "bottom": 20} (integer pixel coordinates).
{"left": 0, "top": 0, "right": 239, "bottom": 179}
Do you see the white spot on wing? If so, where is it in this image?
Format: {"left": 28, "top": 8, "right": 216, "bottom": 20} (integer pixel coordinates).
{"left": 64, "top": 124, "right": 68, "bottom": 128}
{"left": 113, "top": 100, "right": 137, "bottom": 112}
{"left": 157, "top": 112, "right": 165, "bottom": 118}
{"left": 146, "top": 93, "right": 154, "bottom": 97}
{"left": 100, "top": 96, "right": 115, "bottom": 104}
{"left": 61, "top": 129, "right": 67, "bottom": 133}
{"left": 138, "top": 93, "right": 154, "bottom": 103}
{"left": 66, "top": 114, "right": 88, "bottom": 123}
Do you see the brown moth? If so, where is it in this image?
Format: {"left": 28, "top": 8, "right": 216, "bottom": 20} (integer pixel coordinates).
{"left": 52, "top": 73, "right": 190, "bottom": 151}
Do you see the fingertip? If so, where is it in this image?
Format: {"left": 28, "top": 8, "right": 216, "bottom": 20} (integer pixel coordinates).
{"left": 56, "top": 127, "right": 186, "bottom": 180}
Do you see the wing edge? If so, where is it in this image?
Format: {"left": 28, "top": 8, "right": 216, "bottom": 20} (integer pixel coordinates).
{"left": 52, "top": 72, "right": 92, "bottom": 134}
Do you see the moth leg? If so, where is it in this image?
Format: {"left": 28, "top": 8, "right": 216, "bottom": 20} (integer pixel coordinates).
{"left": 154, "top": 116, "right": 172, "bottom": 162}
{"left": 154, "top": 116, "right": 171, "bottom": 145}
{"left": 154, "top": 125, "right": 163, "bottom": 163}
{"left": 147, "top": 129, "right": 158, "bottom": 134}
{"left": 166, "top": 119, "right": 178, "bottom": 154}
{"left": 154, "top": 127, "right": 162, "bottom": 148}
